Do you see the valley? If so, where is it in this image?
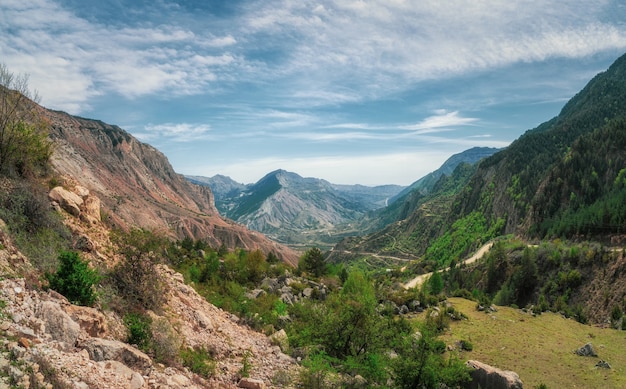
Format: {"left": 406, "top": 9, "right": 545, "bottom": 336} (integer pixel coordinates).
{"left": 0, "top": 47, "right": 625, "bottom": 388}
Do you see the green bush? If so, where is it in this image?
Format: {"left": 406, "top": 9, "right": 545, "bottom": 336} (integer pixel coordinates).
{"left": 47, "top": 251, "right": 99, "bottom": 306}
{"left": 180, "top": 346, "right": 216, "bottom": 379}
{"left": 460, "top": 339, "right": 473, "bottom": 351}
{"left": 123, "top": 312, "right": 152, "bottom": 350}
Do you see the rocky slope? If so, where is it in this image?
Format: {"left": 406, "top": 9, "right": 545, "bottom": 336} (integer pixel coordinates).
{"left": 44, "top": 109, "right": 298, "bottom": 266}
{"left": 0, "top": 222, "right": 299, "bottom": 388}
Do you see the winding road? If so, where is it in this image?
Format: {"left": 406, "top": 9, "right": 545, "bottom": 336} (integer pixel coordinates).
{"left": 403, "top": 241, "right": 494, "bottom": 289}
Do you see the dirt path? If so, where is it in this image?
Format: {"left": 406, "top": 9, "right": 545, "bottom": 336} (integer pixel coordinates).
{"left": 403, "top": 241, "right": 494, "bottom": 289}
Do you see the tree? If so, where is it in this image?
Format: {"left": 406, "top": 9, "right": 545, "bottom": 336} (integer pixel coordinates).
{"left": 0, "top": 64, "right": 52, "bottom": 177}
{"left": 299, "top": 247, "right": 327, "bottom": 277}
{"left": 47, "top": 251, "right": 100, "bottom": 306}
{"left": 428, "top": 271, "right": 444, "bottom": 295}
{"left": 110, "top": 229, "right": 167, "bottom": 311}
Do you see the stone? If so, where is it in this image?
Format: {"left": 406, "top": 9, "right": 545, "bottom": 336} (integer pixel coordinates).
{"left": 82, "top": 195, "right": 101, "bottom": 222}
{"left": 238, "top": 377, "right": 265, "bottom": 389}
{"left": 596, "top": 360, "right": 611, "bottom": 369}
{"left": 49, "top": 186, "right": 83, "bottom": 217}
{"left": 64, "top": 304, "right": 108, "bottom": 338}
{"left": 37, "top": 301, "right": 80, "bottom": 347}
{"left": 466, "top": 360, "right": 523, "bottom": 389}
{"left": 280, "top": 292, "right": 294, "bottom": 305}
{"left": 99, "top": 360, "right": 145, "bottom": 388}
{"left": 246, "top": 289, "right": 266, "bottom": 300}
{"left": 74, "top": 185, "right": 90, "bottom": 198}
{"left": 575, "top": 343, "right": 597, "bottom": 357}
{"left": 80, "top": 338, "right": 152, "bottom": 372}
{"left": 74, "top": 234, "right": 95, "bottom": 252}
{"left": 261, "top": 277, "right": 279, "bottom": 292}
{"left": 193, "top": 310, "right": 213, "bottom": 330}
{"left": 302, "top": 287, "right": 314, "bottom": 298}
{"left": 269, "top": 329, "right": 289, "bottom": 352}
{"left": 17, "top": 338, "right": 30, "bottom": 348}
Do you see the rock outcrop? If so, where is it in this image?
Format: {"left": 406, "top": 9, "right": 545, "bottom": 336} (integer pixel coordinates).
{"left": 44, "top": 109, "right": 299, "bottom": 265}
{"left": 466, "top": 360, "right": 523, "bottom": 389}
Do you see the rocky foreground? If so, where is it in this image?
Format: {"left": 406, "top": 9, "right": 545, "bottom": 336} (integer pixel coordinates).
{"left": 0, "top": 223, "right": 299, "bottom": 388}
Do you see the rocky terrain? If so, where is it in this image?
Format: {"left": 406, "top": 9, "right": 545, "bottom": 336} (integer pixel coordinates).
{"left": 44, "top": 109, "right": 298, "bottom": 266}
{"left": 0, "top": 201, "right": 300, "bottom": 388}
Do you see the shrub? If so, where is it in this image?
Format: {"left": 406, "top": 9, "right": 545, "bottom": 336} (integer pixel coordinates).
{"left": 47, "top": 251, "right": 99, "bottom": 306}
{"left": 180, "top": 346, "right": 216, "bottom": 379}
{"left": 123, "top": 312, "right": 152, "bottom": 351}
{"left": 151, "top": 317, "right": 182, "bottom": 365}
{"left": 0, "top": 64, "right": 53, "bottom": 178}
{"left": 459, "top": 339, "right": 473, "bottom": 351}
{"left": 110, "top": 229, "right": 166, "bottom": 311}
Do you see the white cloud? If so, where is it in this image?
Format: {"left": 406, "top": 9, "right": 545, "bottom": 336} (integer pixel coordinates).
{"left": 400, "top": 111, "right": 478, "bottom": 131}
{"left": 0, "top": 0, "right": 240, "bottom": 113}
{"left": 138, "top": 123, "right": 212, "bottom": 142}
{"left": 239, "top": 0, "right": 626, "bottom": 101}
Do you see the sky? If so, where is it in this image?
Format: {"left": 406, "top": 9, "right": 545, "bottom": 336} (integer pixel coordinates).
{"left": 1, "top": 1, "right": 626, "bottom": 186}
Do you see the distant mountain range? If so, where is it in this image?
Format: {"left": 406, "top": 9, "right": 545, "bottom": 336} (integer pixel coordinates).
{"left": 187, "top": 170, "right": 405, "bottom": 248}
{"left": 186, "top": 147, "right": 499, "bottom": 249}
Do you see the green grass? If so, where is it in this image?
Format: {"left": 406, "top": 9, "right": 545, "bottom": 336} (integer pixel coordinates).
{"left": 440, "top": 298, "right": 626, "bottom": 389}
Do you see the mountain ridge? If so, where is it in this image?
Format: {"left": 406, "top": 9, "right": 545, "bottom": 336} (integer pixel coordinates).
{"left": 44, "top": 108, "right": 299, "bottom": 265}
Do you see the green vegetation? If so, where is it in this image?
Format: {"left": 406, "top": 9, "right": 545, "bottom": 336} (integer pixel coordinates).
{"left": 180, "top": 346, "right": 216, "bottom": 379}
{"left": 47, "top": 251, "right": 100, "bottom": 306}
{"left": 0, "top": 64, "right": 53, "bottom": 178}
{"left": 441, "top": 238, "right": 625, "bottom": 326}
{"left": 298, "top": 247, "right": 327, "bottom": 277}
{"left": 426, "top": 211, "right": 504, "bottom": 267}
{"left": 109, "top": 229, "right": 167, "bottom": 312}
{"left": 123, "top": 312, "right": 152, "bottom": 350}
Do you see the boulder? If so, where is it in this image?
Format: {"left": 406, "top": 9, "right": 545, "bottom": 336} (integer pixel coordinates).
{"left": 82, "top": 195, "right": 101, "bottom": 222}
{"left": 261, "top": 277, "right": 279, "bottom": 292}
{"left": 74, "top": 234, "right": 95, "bottom": 252}
{"left": 238, "top": 377, "right": 265, "bottom": 389}
{"left": 36, "top": 301, "right": 80, "bottom": 347}
{"left": 575, "top": 343, "right": 597, "bottom": 357}
{"left": 269, "top": 329, "right": 289, "bottom": 352}
{"left": 80, "top": 338, "right": 152, "bottom": 372}
{"left": 64, "top": 304, "right": 108, "bottom": 338}
{"left": 596, "top": 360, "right": 611, "bottom": 369}
{"left": 74, "top": 185, "right": 90, "bottom": 198}
{"left": 466, "top": 360, "right": 523, "bottom": 389}
{"left": 98, "top": 360, "right": 145, "bottom": 389}
{"left": 48, "top": 186, "right": 83, "bottom": 217}
{"left": 193, "top": 309, "right": 213, "bottom": 330}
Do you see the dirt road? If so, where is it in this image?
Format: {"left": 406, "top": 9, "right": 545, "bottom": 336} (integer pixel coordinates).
{"left": 403, "top": 241, "right": 494, "bottom": 289}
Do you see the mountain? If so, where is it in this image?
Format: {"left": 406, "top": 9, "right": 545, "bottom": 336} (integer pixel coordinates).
{"left": 390, "top": 147, "right": 502, "bottom": 204}
{"left": 45, "top": 110, "right": 299, "bottom": 265}
{"left": 330, "top": 53, "right": 626, "bottom": 266}
{"left": 188, "top": 170, "right": 405, "bottom": 248}
{"left": 373, "top": 147, "right": 502, "bottom": 228}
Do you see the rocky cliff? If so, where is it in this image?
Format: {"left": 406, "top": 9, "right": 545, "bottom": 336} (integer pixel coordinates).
{"left": 43, "top": 109, "right": 298, "bottom": 266}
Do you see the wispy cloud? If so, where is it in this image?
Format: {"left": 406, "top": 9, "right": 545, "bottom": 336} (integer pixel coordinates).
{"left": 0, "top": 0, "right": 239, "bottom": 111}
{"left": 400, "top": 111, "right": 479, "bottom": 131}
{"left": 137, "top": 123, "right": 212, "bottom": 142}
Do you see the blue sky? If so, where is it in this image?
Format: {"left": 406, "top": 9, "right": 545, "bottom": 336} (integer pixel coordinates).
{"left": 2, "top": 0, "right": 626, "bottom": 186}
